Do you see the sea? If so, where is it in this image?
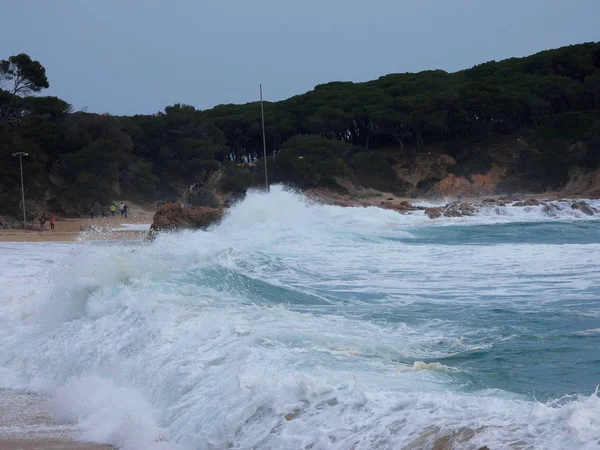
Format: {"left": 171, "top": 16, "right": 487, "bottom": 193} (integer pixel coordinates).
{"left": 1, "top": 186, "right": 599, "bottom": 450}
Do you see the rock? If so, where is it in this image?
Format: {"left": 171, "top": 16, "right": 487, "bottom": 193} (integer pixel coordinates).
{"left": 443, "top": 208, "right": 463, "bottom": 217}
{"left": 498, "top": 195, "right": 520, "bottom": 202}
{"left": 513, "top": 198, "right": 540, "bottom": 207}
{"left": 440, "top": 202, "right": 476, "bottom": 218}
{"left": 458, "top": 204, "right": 475, "bottom": 216}
{"left": 482, "top": 198, "right": 499, "bottom": 204}
{"left": 149, "top": 203, "right": 224, "bottom": 237}
{"left": 425, "top": 208, "right": 443, "bottom": 219}
{"left": 479, "top": 198, "right": 508, "bottom": 207}
{"left": 571, "top": 200, "right": 597, "bottom": 216}
{"left": 283, "top": 408, "right": 302, "bottom": 421}
{"left": 425, "top": 202, "right": 478, "bottom": 219}
{"left": 378, "top": 201, "right": 424, "bottom": 214}
{"left": 433, "top": 171, "right": 500, "bottom": 197}
{"left": 542, "top": 203, "right": 562, "bottom": 216}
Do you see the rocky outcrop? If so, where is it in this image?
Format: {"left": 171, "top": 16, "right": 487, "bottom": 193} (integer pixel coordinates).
{"left": 425, "top": 198, "right": 599, "bottom": 220}
{"left": 434, "top": 172, "right": 503, "bottom": 197}
{"left": 474, "top": 196, "right": 521, "bottom": 207}
{"left": 571, "top": 200, "right": 597, "bottom": 216}
{"left": 425, "top": 203, "right": 476, "bottom": 219}
{"left": 377, "top": 200, "right": 424, "bottom": 214}
{"left": 425, "top": 208, "right": 443, "bottom": 219}
{"left": 562, "top": 167, "right": 600, "bottom": 198}
{"left": 393, "top": 153, "right": 455, "bottom": 194}
{"left": 306, "top": 187, "right": 425, "bottom": 214}
{"left": 148, "top": 203, "right": 224, "bottom": 237}
{"left": 542, "top": 203, "right": 562, "bottom": 217}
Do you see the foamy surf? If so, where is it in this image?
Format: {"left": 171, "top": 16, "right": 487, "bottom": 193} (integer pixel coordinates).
{"left": 397, "top": 361, "right": 454, "bottom": 372}
{"left": 1, "top": 186, "right": 599, "bottom": 449}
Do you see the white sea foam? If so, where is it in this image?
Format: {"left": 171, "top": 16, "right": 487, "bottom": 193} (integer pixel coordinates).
{"left": 116, "top": 223, "right": 152, "bottom": 231}
{"left": 397, "top": 361, "right": 454, "bottom": 372}
{"left": 1, "top": 186, "right": 599, "bottom": 449}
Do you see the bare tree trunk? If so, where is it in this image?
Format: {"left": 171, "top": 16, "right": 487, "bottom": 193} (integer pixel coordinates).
{"left": 395, "top": 135, "right": 404, "bottom": 150}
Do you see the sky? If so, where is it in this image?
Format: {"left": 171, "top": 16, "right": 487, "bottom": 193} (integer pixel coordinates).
{"left": 1, "top": 0, "right": 598, "bottom": 115}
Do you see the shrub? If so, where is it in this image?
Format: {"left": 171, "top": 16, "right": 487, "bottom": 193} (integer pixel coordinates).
{"left": 349, "top": 151, "right": 400, "bottom": 192}
{"left": 188, "top": 187, "right": 220, "bottom": 208}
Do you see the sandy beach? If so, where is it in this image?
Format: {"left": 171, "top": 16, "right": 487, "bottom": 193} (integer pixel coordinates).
{"left": 0, "top": 438, "right": 113, "bottom": 449}
{"left": 0, "top": 210, "right": 154, "bottom": 243}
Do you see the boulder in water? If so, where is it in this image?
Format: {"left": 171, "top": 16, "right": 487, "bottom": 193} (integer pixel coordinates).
{"left": 149, "top": 203, "right": 223, "bottom": 237}
{"left": 542, "top": 203, "right": 562, "bottom": 217}
{"left": 425, "top": 202, "right": 477, "bottom": 219}
{"left": 378, "top": 200, "right": 424, "bottom": 214}
{"left": 441, "top": 202, "right": 476, "bottom": 218}
{"left": 571, "top": 200, "right": 597, "bottom": 216}
{"left": 425, "top": 208, "right": 443, "bottom": 219}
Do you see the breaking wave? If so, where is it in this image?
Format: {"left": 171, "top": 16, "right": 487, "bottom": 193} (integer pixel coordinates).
{"left": 1, "top": 186, "right": 599, "bottom": 449}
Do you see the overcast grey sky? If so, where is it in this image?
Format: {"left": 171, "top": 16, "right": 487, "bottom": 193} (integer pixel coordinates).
{"left": 1, "top": 0, "right": 598, "bottom": 115}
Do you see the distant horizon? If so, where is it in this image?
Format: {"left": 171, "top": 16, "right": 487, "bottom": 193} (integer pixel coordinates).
{"left": 2, "top": 0, "right": 598, "bottom": 115}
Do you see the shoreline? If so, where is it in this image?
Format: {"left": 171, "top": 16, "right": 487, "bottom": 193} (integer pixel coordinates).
{"left": 1, "top": 190, "right": 598, "bottom": 243}
{"left": 305, "top": 186, "right": 575, "bottom": 208}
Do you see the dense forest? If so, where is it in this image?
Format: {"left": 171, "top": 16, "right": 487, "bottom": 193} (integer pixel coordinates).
{"left": 2, "top": 42, "right": 600, "bottom": 218}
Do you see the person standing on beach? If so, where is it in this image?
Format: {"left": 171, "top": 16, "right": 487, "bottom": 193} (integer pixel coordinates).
{"left": 119, "top": 202, "right": 125, "bottom": 217}
{"left": 49, "top": 216, "right": 56, "bottom": 231}
{"left": 89, "top": 206, "right": 94, "bottom": 220}
{"left": 457, "top": 193, "right": 462, "bottom": 203}
{"left": 110, "top": 204, "right": 116, "bottom": 216}
{"left": 123, "top": 203, "right": 129, "bottom": 218}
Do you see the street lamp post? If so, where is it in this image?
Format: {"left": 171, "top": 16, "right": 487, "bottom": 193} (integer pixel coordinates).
{"left": 260, "top": 84, "right": 268, "bottom": 190}
{"left": 12, "top": 152, "right": 28, "bottom": 229}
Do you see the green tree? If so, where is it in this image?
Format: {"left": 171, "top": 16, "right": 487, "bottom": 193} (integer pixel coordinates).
{"left": 1, "top": 54, "right": 49, "bottom": 125}
{"left": 0, "top": 53, "right": 49, "bottom": 97}
{"left": 271, "top": 135, "right": 352, "bottom": 188}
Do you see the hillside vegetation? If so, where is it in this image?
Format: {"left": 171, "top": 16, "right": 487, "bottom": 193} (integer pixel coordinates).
{"left": 2, "top": 42, "right": 600, "bottom": 217}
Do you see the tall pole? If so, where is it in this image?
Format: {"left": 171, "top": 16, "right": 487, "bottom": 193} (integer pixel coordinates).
{"left": 260, "top": 84, "right": 268, "bottom": 189}
{"left": 12, "top": 152, "right": 28, "bottom": 229}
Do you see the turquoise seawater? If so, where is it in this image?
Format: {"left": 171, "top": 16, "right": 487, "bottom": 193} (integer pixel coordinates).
{"left": 1, "top": 187, "right": 599, "bottom": 449}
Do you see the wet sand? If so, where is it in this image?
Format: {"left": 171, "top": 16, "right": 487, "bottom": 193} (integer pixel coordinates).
{"left": 0, "top": 439, "right": 113, "bottom": 449}
{"left": 0, "top": 390, "right": 113, "bottom": 450}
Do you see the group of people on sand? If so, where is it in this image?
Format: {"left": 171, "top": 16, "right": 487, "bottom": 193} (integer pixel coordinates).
{"left": 89, "top": 202, "right": 129, "bottom": 219}
{"left": 38, "top": 214, "right": 56, "bottom": 231}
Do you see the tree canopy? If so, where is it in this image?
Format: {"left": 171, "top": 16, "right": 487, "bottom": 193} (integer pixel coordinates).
{"left": 2, "top": 43, "right": 600, "bottom": 217}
